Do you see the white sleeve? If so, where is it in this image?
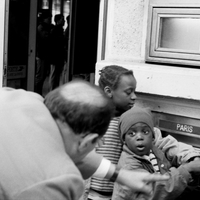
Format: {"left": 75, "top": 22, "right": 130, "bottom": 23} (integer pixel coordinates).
{"left": 93, "top": 158, "right": 111, "bottom": 178}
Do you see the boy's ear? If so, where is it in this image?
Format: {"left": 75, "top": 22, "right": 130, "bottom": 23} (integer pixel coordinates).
{"left": 78, "top": 133, "right": 99, "bottom": 151}
{"left": 104, "top": 86, "right": 112, "bottom": 98}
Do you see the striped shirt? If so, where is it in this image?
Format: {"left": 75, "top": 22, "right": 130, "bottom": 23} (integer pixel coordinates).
{"left": 90, "top": 117, "right": 122, "bottom": 193}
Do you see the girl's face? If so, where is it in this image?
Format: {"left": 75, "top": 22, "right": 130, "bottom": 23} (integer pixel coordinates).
{"left": 111, "top": 74, "right": 137, "bottom": 116}
{"left": 124, "top": 123, "right": 153, "bottom": 156}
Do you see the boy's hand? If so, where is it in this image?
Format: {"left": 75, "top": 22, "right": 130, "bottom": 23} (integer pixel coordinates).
{"left": 193, "top": 157, "right": 200, "bottom": 161}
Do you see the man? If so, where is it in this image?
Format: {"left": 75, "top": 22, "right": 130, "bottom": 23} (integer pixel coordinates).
{"left": 0, "top": 80, "right": 168, "bottom": 200}
{"left": 49, "top": 14, "right": 65, "bottom": 90}
{"left": 35, "top": 10, "right": 54, "bottom": 95}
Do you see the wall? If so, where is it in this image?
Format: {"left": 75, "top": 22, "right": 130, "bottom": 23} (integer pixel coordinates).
{"left": 95, "top": 0, "right": 200, "bottom": 118}
{"left": 0, "top": 1, "right": 5, "bottom": 87}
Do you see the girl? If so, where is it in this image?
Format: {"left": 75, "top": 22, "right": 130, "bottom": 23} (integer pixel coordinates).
{"left": 87, "top": 65, "right": 137, "bottom": 200}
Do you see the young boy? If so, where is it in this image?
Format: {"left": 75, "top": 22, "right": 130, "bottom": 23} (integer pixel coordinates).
{"left": 112, "top": 106, "right": 200, "bottom": 200}
{"left": 85, "top": 65, "right": 199, "bottom": 200}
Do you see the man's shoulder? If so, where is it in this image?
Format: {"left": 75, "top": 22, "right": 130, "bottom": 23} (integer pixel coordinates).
{"left": 13, "top": 168, "right": 84, "bottom": 200}
{"left": 0, "top": 88, "right": 43, "bottom": 107}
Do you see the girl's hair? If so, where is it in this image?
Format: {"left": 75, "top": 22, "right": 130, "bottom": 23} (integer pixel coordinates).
{"left": 98, "top": 65, "right": 134, "bottom": 90}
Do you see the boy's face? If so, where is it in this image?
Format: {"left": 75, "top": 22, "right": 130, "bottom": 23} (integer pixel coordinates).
{"left": 124, "top": 122, "right": 153, "bottom": 156}
{"left": 111, "top": 74, "right": 137, "bottom": 116}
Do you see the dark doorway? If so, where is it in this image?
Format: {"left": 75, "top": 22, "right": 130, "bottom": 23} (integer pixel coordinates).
{"left": 67, "top": 0, "right": 100, "bottom": 81}
{"left": 4, "top": 0, "right": 31, "bottom": 89}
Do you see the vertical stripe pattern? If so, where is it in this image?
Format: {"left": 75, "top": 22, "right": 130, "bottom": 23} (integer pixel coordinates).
{"left": 90, "top": 117, "right": 122, "bottom": 192}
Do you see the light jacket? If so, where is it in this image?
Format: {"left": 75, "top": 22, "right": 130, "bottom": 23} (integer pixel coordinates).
{"left": 112, "top": 144, "right": 193, "bottom": 200}
{"left": 0, "top": 87, "right": 84, "bottom": 200}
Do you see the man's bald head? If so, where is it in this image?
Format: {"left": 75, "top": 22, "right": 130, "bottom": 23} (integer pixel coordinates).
{"left": 44, "top": 79, "right": 114, "bottom": 136}
{"left": 60, "top": 80, "right": 107, "bottom": 108}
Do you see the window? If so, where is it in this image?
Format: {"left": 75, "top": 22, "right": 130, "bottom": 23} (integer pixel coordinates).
{"left": 145, "top": 0, "right": 200, "bottom": 67}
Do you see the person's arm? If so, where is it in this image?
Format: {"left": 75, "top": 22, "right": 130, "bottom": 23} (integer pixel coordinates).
{"left": 76, "top": 150, "right": 169, "bottom": 196}
{"left": 112, "top": 168, "right": 169, "bottom": 196}
{"left": 153, "top": 127, "right": 200, "bottom": 165}
{"left": 75, "top": 149, "right": 103, "bottom": 179}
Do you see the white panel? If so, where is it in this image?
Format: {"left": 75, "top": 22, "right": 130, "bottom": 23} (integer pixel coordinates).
{"left": 0, "top": 1, "right": 6, "bottom": 88}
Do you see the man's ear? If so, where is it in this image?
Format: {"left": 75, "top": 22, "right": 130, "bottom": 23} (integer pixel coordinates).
{"left": 104, "top": 86, "right": 112, "bottom": 98}
{"left": 78, "top": 133, "right": 99, "bottom": 151}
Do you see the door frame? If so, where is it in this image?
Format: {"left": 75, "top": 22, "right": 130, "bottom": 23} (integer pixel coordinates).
{"left": 27, "top": 0, "right": 38, "bottom": 91}
{"left": 1, "top": 0, "right": 7, "bottom": 88}
{"left": 2, "top": 0, "right": 38, "bottom": 91}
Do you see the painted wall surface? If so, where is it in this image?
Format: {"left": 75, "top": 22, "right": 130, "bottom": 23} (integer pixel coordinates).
{"left": 0, "top": 1, "right": 5, "bottom": 88}
{"left": 105, "top": 0, "right": 145, "bottom": 62}
{"left": 96, "top": 0, "right": 200, "bottom": 101}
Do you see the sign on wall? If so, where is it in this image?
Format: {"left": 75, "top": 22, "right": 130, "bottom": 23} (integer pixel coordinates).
{"left": 7, "top": 65, "right": 26, "bottom": 79}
